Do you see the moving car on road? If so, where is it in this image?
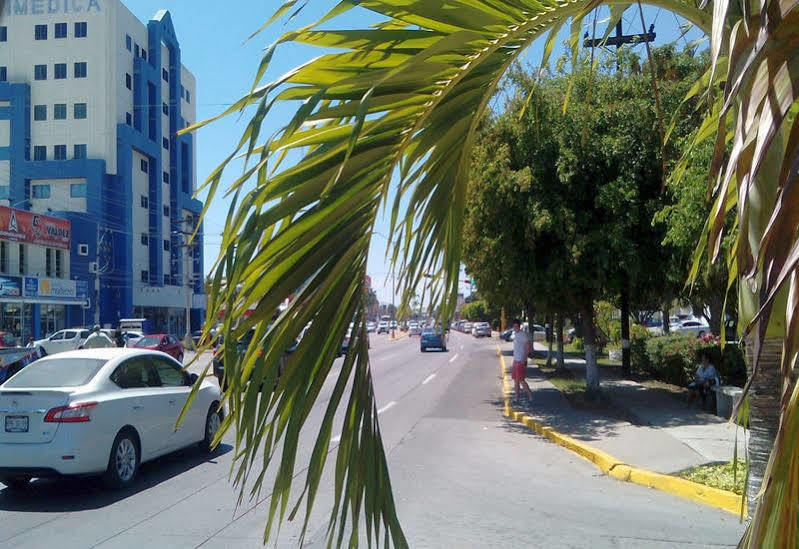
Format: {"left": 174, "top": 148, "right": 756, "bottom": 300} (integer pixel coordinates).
{"left": 420, "top": 328, "right": 447, "bottom": 352}
{"left": 499, "top": 328, "right": 514, "bottom": 342}
{"left": 0, "top": 348, "right": 222, "bottom": 491}
{"left": 377, "top": 321, "right": 389, "bottom": 334}
{"left": 408, "top": 322, "right": 422, "bottom": 336}
{"left": 471, "top": 322, "right": 491, "bottom": 338}
{"left": 134, "top": 334, "right": 184, "bottom": 363}
{"left": 33, "top": 329, "right": 91, "bottom": 356}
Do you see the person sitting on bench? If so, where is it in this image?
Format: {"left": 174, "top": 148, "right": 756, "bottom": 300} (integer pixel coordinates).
{"left": 688, "top": 351, "right": 719, "bottom": 407}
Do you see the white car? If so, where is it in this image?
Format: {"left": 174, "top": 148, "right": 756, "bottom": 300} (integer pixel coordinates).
{"left": 408, "top": 323, "right": 422, "bottom": 336}
{"left": 672, "top": 319, "right": 710, "bottom": 337}
{"left": 0, "top": 348, "right": 222, "bottom": 490}
{"left": 33, "top": 328, "right": 91, "bottom": 356}
{"left": 377, "top": 321, "right": 389, "bottom": 334}
{"left": 121, "top": 331, "right": 144, "bottom": 347}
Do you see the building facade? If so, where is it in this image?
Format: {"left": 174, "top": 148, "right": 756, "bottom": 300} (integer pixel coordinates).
{"left": 0, "top": 0, "right": 204, "bottom": 340}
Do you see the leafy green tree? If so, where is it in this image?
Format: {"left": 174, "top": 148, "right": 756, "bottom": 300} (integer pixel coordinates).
{"left": 460, "top": 300, "right": 488, "bottom": 321}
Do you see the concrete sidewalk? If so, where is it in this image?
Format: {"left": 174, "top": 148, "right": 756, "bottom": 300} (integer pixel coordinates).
{"left": 503, "top": 342, "right": 747, "bottom": 474}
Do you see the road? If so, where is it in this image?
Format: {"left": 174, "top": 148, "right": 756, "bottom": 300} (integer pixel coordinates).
{"left": 0, "top": 332, "right": 744, "bottom": 548}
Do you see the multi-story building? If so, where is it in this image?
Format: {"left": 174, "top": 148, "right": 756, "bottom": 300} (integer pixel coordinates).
{"left": 0, "top": 0, "right": 204, "bottom": 340}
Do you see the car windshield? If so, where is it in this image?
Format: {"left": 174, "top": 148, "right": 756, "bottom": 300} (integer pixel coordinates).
{"left": 3, "top": 358, "right": 107, "bottom": 388}
{"left": 135, "top": 336, "right": 163, "bottom": 347}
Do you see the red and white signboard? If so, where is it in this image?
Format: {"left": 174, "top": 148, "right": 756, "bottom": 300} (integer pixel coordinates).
{"left": 0, "top": 206, "right": 71, "bottom": 250}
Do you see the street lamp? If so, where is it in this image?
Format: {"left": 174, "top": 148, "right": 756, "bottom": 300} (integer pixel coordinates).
{"left": 372, "top": 231, "right": 396, "bottom": 338}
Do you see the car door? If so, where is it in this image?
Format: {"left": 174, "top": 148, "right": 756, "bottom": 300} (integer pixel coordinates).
{"left": 78, "top": 330, "right": 90, "bottom": 348}
{"left": 109, "top": 357, "right": 170, "bottom": 459}
{"left": 43, "top": 330, "right": 66, "bottom": 354}
{"left": 151, "top": 355, "right": 199, "bottom": 449}
{"left": 61, "top": 330, "right": 79, "bottom": 350}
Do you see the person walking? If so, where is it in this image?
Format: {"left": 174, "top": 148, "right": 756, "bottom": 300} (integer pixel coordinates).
{"left": 511, "top": 319, "right": 534, "bottom": 403}
{"left": 82, "top": 325, "right": 115, "bottom": 349}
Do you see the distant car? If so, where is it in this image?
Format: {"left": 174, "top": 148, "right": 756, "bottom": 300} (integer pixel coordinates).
{"left": 134, "top": 334, "right": 184, "bottom": 362}
{"left": 644, "top": 319, "right": 664, "bottom": 336}
{"left": 462, "top": 322, "right": 472, "bottom": 333}
{"left": 377, "top": 321, "right": 389, "bottom": 334}
{"left": 408, "top": 323, "right": 422, "bottom": 336}
{"left": 420, "top": 328, "right": 447, "bottom": 352}
{"left": 390, "top": 320, "right": 398, "bottom": 330}
{"left": 366, "top": 322, "right": 377, "bottom": 333}
{"left": 472, "top": 322, "right": 491, "bottom": 338}
{"left": 121, "top": 331, "right": 144, "bottom": 347}
{"left": 530, "top": 324, "right": 547, "bottom": 342}
{"left": 0, "top": 348, "right": 222, "bottom": 491}
{"left": 500, "top": 328, "right": 514, "bottom": 342}
{"left": 672, "top": 319, "right": 709, "bottom": 338}
{"left": 0, "top": 332, "right": 19, "bottom": 348}
{"left": 33, "top": 329, "right": 91, "bottom": 356}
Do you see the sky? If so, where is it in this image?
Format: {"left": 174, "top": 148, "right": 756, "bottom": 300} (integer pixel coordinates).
{"left": 125, "top": 0, "right": 707, "bottom": 305}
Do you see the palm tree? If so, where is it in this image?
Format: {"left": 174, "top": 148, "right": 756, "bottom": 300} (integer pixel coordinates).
{"left": 185, "top": 1, "right": 799, "bottom": 546}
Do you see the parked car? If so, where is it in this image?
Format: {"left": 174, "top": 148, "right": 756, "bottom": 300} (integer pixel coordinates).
{"left": 462, "top": 322, "right": 472, "bottom": 334}
{"left": 644, "top": 319, "right": 665, "bottom": 336}
{"left": 472, "top": 322, "right": 491, "bottom": 338}
{"left": 530, "top": 324, "right": 547, "bottom": 342}
{"left": 672, "top": 319, "right": 710, "bottom": 338}
{"left": 0, "top": 348, "right": 222, "bottom": 491}
{"left": 213, "top": 327, "right": 307, "bottom": 388}
{"left": 408, "top": 323, "right": 422, "bottom": 336}
{"left": 390, "top": 320, "right": 398, "bottom": 330}
{"left": 121, "top": 331, "right": 144, "bottom": 347}
{"left": 0, "top": 332, "right": 19, "bottom": 348}
{"left": 500, "top": 328, "right": 514, "bottom": 342}
{"left": 33, "top": 329, "right": 91, "bottom": 356}
{"left": 377, "top": 321, "right": 389, "bottom": 334}
{"left": 420, "top": 328, "right": 447, "bottom": 352}
{"left": 134, "top": 334, "right": 184, "bottom": 362}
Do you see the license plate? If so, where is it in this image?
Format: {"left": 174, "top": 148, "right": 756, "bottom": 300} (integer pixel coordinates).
{"left": 5, "top": 415, "right": 29, "bottom": 433}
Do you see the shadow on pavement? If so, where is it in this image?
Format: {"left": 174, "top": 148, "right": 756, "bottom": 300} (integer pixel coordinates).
{"left": 0, "top": 443, "right": 232, "bottom": 512}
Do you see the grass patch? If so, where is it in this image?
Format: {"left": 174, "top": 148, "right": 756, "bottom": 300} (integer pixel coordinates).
{"left": 677, "top": 460, "right": 747, "bottom": 495}
{"left": 547, "top": 373, "right": 586, "bottom": 394}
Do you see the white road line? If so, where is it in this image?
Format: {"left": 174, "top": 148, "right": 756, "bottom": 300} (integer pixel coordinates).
{"left": 422, "top": 373, "right": 436, "bottom": 385}
{"left": 377, "top": 401, "right": 396, "bottom": 415}
{"left": 449, "top": 354, "right": 459, "bottom": 363}
{"left": 331, "top": 435, "right": 341, "bottom": 444}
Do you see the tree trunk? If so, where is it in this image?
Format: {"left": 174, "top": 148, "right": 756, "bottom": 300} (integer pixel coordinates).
{"left": 546, "top": 313, "right": 553, "bottom": 367}
{"left": 745, "top": 336, "right": 790, "bottom": 516}
{"left": 556, "top": 312, "right": 565, "bottom": 371}
{"left": 707, "top": 297, "right": 724, "bottom": 337}
{"left": 582, "top": 299, "right": 600, "bottom": 395}
{"left": 621, "top": 287, "right": 631, "bottom": 375}
{"left": 661, "top": 304, "right": 670, "bottom": 335}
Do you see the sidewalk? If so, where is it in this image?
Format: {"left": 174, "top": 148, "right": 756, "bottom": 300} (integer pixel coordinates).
{"left": 502, "top": 341, "right": 747, "bottom": 474}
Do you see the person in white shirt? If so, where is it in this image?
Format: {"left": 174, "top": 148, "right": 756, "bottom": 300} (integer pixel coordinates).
{"left": 82, "top": 325, "right": 115, "bottom": 349}
{"left": 688, "top": 351, "right": 719, "bottom": 406}
{"left": 511, "top": 319, "right": 534, "bottom": 402}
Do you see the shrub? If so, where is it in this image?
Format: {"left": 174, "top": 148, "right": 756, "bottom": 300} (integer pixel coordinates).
{"left": 640, "top": 333, "right": 746, "bottom": 387}
{"left": 720, "top": 343, "right": 747, "bottom": 387}
{"left": 629, "top": 324, "right": 651, "bottom": 372}
{"left": 572, "top": 337, "right": 584, "bottom": 352}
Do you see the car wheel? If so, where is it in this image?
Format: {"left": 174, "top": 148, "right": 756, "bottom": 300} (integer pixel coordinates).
{"left": 420, "top": 347, "right": 426, "bottom": 352}
{"left": 442, "top": 346, "right": 447, "bottom": 352}
{"left": 1, "top": 475, "right": 32, "bottom": 491}
{"left": 201, "top": 404, "right": 223, "bottom": 453}
{"left": 104, "top": 429, "right": 140, "bottom": 489}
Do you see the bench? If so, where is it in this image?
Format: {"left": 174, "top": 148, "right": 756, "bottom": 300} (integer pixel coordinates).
{"left": 712, "top": 385, "right": 744, "bottom": 419}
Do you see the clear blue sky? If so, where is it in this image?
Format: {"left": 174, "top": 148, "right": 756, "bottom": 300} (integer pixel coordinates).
{"left": 125, "top": 1, "right": 706, "bottom": 305}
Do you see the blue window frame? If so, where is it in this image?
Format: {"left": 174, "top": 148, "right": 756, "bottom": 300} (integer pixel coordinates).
{"left": 162, "top": 68, "right": 169, "bottom": 82}
{"left": 163, "top": 205, "right": 170, "bottom": 217}
{"left": 140, "top": 195, "right": 148, "bottom": 208}
{"left": 162, "top": 102, "right": 168, "bottom": 116}
{"left": 54, "top": 145, "right": 66, "bottom": 160}
{"left": 126, "top": 112, "right": 132, "bottom": 126}
{"left": 163, "top": 172, "right": 169, "bottom": 184}
{"left": 33, "top": 146, "right": 46, "bottom": 161}
{"left": 163, "top": 240, "right": 170, "bottom": 251}
{"left": 140, "top": 233, "right": 148, "bottom": 245}
{"left": 32, "top": 184, "right": 51, "bottom": 199}
{"left": 0, "top": 67, "right": 6, "bottom": 82}
{"left": 33, "top": 105, "right": 46, "bottom": 121}
{"left": 74, "top": 22, "right": 87, "bottom": 38}
{"left": 125, "top": 34, "right": 131, "bottom": 51}
{"left": 73, "top": 145, "right": 87, "bottom": 159}
{"left": 55, "top": 23, "right": 67, "bottom": 39}
{"left": 141, "top": 270, "right": 149, "bottom": 282}
{"left": 140, "top": 159, "right": 148, "bottom": 173}
{"left": 186, "top": 90, "right": 191, "bottom": 103}
{"left": 0, "top": 27, "right": 6, "bottom": 42}
{"left": 54, "top": 104, "right": 66, "bottom": 120}
{"left": 70, "top": 183, "right": 87, "bottom": 197}
{"left": 54, "top": 63, "right": 67, "bottom": 79}
{"left": 125, "top": 73, "right": 131, "bottom": 90}
{"left": 35, "top": 24, "right": 47, "bottom": 40}
{"left": 74, "top": 62, "right": 87, "bottom": 78}
{"left": 34, "top": 65, "right": 47, "bottom": 80}
{"left": 74, "top": 103, "right": 87, "bottom": 119}
{"left": 162, "top": 138, "right": 169, "bottom": 150}
{"left": 134, "top": 44, "right": 139, "bottom": 57}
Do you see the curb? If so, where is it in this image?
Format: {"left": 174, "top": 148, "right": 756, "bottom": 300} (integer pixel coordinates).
{"left": 496, "top": 345, "right": 744, "bottom": 517}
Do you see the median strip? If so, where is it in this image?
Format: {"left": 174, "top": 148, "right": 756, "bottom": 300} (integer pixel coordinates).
{"left": 495, "top": 345, "right": 744, "bottom": 517}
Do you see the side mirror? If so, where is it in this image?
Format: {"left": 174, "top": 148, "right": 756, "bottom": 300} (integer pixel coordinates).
{"left": 189, "top": 373, "right": 199, "bottom": 385}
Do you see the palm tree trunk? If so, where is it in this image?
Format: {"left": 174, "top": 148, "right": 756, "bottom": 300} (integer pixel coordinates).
{"left": 556, "top": 312, "right": 565, "bottom": 371}
{"left": 745, "top": 336, "right": 789, "bottom": 516}
{"left": 583, "top": 299, "right": 600, "bottom": 395}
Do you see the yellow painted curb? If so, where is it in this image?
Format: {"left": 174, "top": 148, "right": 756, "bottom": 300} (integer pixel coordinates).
{"left": 494, "top": 345, "right": 744, "bottom": 517}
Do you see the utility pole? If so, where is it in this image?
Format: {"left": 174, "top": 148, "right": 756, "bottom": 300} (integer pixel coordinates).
{"left": 583, "top": 20, "right": 655, "bottom": 51}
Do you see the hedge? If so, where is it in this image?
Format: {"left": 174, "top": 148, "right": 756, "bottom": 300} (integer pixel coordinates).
{"left": 636, "top": 334, "right": 747, "bottom": 387}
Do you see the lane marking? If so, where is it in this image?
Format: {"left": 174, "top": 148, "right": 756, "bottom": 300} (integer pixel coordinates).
{"left": 449, "top": 353, "right": 459, "bottom": 363}
{"left": 422, "top": 373, "right": 436, "bottom": 385}
{"left": 331, "top": 435, "right": 341, "bottom": 444}
{"left": 377, "top": 401, "right": 396, "bottom": 415}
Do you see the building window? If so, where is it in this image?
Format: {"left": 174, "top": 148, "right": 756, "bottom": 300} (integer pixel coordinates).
{"left": 162, "top": 138, "right": 169, "bottom": 150}
{"left": 163, "top": 205, "right": 170, "bottom": 217}
{"left": 78, "top": 244, "right": 89, "bottom": 256}
{"left": 45, "top": 249, "right": 52, "bottom": 277}
{"left": 33, "top": 105, "right": 47, "bottom": 121}
{"left": 70, "top": 182, "right": 87, "bottom": 196}
{"left": 125, "top": 34, "right": 131, "bottom": 51}
{"left": 140, "top": 195, "right": 148, "bottom": 208}
{"left": 0, "top": 186, "right": 8, "bottom": 200}
{"left": 0, "top": 242, "right": 7, "bottom": 274}
{"left": 33, "top": 146, "right": 46, "bottom": 161}
{"left": 186, "top": 90, "right": 191, "bottom": 103}
{"left": 141, "top": 270, "right": 149, "bottom": 283}
{"left": 126, "top": 112, "right": 132, "bottom": 126}
{"left": 34, "top": 64, "right": 47, "bottom": 80}
{"left": 140, "top": 159, "right": 148, "bottom": 173}
{"left": 54, "top": 145, "right": 67, "bottom": 160}
{"left": 141, "top": 49, "right": 147, "bottom": 61}
{"left": 18, "top": 244, "right": 26, "bottom": 275}
{"left": 162, "top": 68, "right": 169, "bottom": 82}
{"left": 134, "top": 44, "right": 140, "bottom": 57}
{"left": 74, "top": 62, "right": 87, "bottom": 78}
{"left": 140, "top": 234, "right": 148, "bottom": 246}
{"left": 162, "top": 102, "right": 168, "bottom": 116}
{"left": 55, "top": 250, "right": 63, "bottom": 278}
{"left": 32, "top": 184, "right": 51, "bottom": 198}
{"left": 125, "top": 73, "right": 131, "bottom": 90}
{"left": 54, "top": 103, "right": 67, "bottom": 120}
{"left": 163, "top": 240, "right": 170, "bottom": 251}
{"left": 0, "top": 67, "right": 6, "bottom": 82}
{"left": 74, "top": 22, "right": 87, "bottom": 38}
{"left": 55, "top": 23, "right": 67, "bottom": 39}
{"left": 162, "top": 171, "right": 169, "bottom": 184}
{"left": 0, "top": 27, "right": 6, "bottom": 42}
{"left": 74, "top": 103, "right": 87, "bottom": 119}
{"left": 73, "top": 145, "right": 87, "bottom": 160}
{"left": 54, "top": 63, "right": 67, "bottom": 80}
{"left": 35, "top": 24, "right": 47, "bottom": 40}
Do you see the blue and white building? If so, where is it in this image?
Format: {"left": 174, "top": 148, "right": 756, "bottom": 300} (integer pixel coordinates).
{"left": 0, "top": 0, "right": 204, "bottom": 339}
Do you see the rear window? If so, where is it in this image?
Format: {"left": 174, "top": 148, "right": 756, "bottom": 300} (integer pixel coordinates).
{"left": 3, "top": 358, "right": 107, "bottom": 388}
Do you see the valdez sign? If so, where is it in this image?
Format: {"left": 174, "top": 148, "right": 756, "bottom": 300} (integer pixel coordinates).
{"left": 0, "top": 206, "right": 70, "bottom": 250}
{"left": 3, "top": 0, "right": 101, "bottom": 16}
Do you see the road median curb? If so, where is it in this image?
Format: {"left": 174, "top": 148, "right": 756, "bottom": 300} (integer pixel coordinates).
{"left": 495, "top": 345, "right": 744, "bottom": 517}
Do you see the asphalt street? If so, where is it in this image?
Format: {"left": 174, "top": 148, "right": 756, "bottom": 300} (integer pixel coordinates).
{"left": 0, "top": 332, "right": 745, "bottom": 548}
